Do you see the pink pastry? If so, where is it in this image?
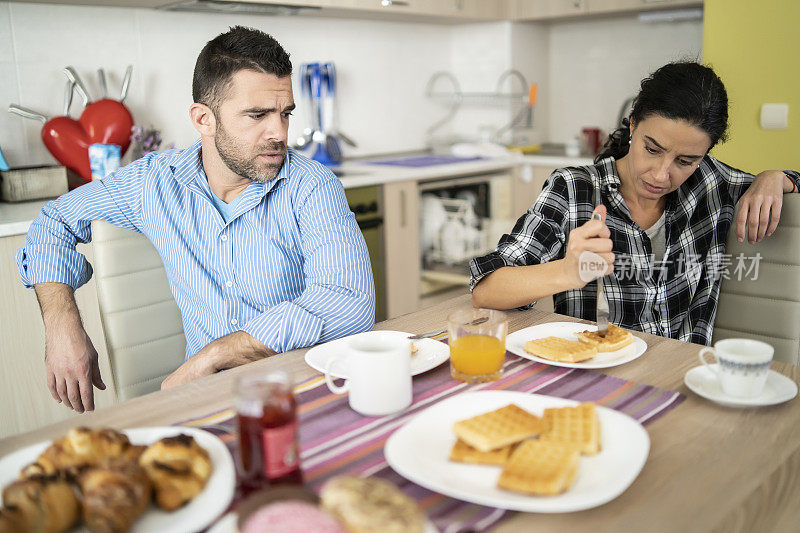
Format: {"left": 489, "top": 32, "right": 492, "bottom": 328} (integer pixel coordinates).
{"left": 241, "top": 500, "right": 345, "bottom": 533}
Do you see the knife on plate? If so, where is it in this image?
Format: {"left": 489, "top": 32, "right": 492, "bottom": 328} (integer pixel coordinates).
{"left": 591, "top": 211, "right": 610, "bottom": 337}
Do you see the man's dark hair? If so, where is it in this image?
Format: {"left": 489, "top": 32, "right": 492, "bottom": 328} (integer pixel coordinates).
{"left": 192, "top": 26, "right": 292, "bottom": 113}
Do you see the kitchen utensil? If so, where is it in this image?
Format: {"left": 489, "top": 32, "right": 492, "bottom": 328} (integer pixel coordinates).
{"left": 63, "top": 66, "right": 91, "bottom": 106}
{"left": 307, "top": 63, "right": 338, "bottom": 166}
{"left": 63, "top": 80, "right": 74, "bottom": 116}
{"left": 120, "top": 65, "right": 133, "bottom": 103}
{"left": 591, "top": 211, "right": 610, "bottom": 337}
{"left": 293, "top": 63, "right": 314, "bottom": 149}
{"left": 407, "top": 316, "right": 489, "bottom": 341}
{"left": 97, "top": 68, "right": 108, "bottom": 98}
{"left": 321, "top": 62, "right": 342, "bottom": 162}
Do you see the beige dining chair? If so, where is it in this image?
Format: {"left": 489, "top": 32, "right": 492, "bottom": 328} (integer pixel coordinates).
{"left": 713, "top": 194, "right": 800, "bottom": 364}
{"left": 91, "top": 221, "right": 186, "bottom": 400}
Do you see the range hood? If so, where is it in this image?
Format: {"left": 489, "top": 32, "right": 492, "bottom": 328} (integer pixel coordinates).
{"left": 160, "top": 1, "right": 321, "bottom": 16}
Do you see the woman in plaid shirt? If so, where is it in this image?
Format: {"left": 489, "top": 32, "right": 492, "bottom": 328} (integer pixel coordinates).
{"left": 470, "top": 62, "right": 800, "bottom": 345}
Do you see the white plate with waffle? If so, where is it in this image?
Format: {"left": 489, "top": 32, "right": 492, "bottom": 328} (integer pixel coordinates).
{"left": 385, "top": 391, "right": 649, "bottom": 513}
{"left": 506, "top": 322, "right": 647, "bottom": 369}
{"left": 305, "top": 330, "right": 449, "bottom": 378}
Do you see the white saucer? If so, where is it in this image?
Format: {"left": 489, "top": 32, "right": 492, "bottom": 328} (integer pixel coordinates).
{"left": 684, "top": 365, "right": 798, "bottom": 408}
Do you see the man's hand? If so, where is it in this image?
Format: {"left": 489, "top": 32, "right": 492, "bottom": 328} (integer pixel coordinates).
{"left": 736, "top": 170, "right": 792, "bottom": 244}
{"left": 35, "top": 282, "right": 105, "bottom": 413}
{"left": 45, "top": 324, "right": 105, "bottom": 412}
{"left": 161, "top": 331, "right": 275, "bottom": 390}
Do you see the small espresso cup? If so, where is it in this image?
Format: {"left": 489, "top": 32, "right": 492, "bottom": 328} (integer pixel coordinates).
{"left": 324, "top": 333, "right": 412, "bottom": 416}
{"left": 698, "top": 338, "right": 774, "bottom": 398}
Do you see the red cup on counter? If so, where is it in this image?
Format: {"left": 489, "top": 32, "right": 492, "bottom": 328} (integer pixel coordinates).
{"left": 236, "top": 371, "right": 303, "bottom": 493}
{"left": 582, "top": 127, "right": 604, "bottom": 156}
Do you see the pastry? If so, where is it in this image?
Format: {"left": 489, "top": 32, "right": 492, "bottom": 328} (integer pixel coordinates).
{"left": 20, "top": 428, "right": 131, "bottom": 479}
{"left": 574, "top": 324, "right": 634, "bottom": 352}
{"left": 540, "top": 402, "right": 601, "bottom": 455}
{"left": 448, "top": 439, "right": 514, "bottom": 466}
{"left": 320, "top": 476, "right": 424, "bottom": 533}
{"left": 139, "top": 434, "right": 212, "bottom": 511}
{"left": 78, "top": 458, "right": 151, "bottom": 533}
{"left": 0, "top": 475, "right": 80, "bottom": 533}
{"left": 497, "top": 440, "right": 580, "bottom": 496}
{"left": 452, "top": 404, "right": 541, "bottom": 453}
{"left": 524, "top": 336, "right": 597, "bottom": 363}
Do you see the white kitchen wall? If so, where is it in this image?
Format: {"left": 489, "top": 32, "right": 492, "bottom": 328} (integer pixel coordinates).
{"left": 546, "top": 14, "right": 703, "bottom": 145}
{"left": 0, "top": 1, "right": 455, "bottom": 167}
{"left": 0, "top": 2, "right": 703, "bottom": 168}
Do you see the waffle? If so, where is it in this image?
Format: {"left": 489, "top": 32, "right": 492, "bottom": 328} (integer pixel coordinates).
{"left": 540, "top": 402, "right": 601, "bottom": 455}
{"left": 573, "top": 324, "right": 634, "bottom": 352}
{"left": 449, "top": 439, "right": 514, "bottom": 466}
{"left": 524, "top": 336, "right": 597, "bottom": 363}
{"left": 452, "top": 404, "right": 542, "bottom": 453}
{"left": 497, "top": 440, "right": 580, "bottom": 496}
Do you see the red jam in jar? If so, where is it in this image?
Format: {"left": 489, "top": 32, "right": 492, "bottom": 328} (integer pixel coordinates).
{"left": 236, "top": 371, "right": 303, "bottom": 492}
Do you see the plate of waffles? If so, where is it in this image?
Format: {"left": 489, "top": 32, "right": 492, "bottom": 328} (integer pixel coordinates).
{"left": 384, "top": 390, "right": 649, "bottom": 513}
{"left": 305, "top": 330, "right": 450, "bottom": 378}
{"left": 505, "top": 322, "right": 647, "bottom": 369}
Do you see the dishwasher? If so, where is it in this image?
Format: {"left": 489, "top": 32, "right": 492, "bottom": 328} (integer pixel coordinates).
{"left": 345, "top": 185, "right": 386, "bottom": 322}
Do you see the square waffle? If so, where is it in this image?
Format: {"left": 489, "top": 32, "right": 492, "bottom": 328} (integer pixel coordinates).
{"left": 497, "top": 440, "right": 580, "bottom": 495}
{"left": 449, "top": 439, "right": 514, "bottom": 466}
{"left": 524, "top": 336, "right": 597, "bottom": 363}
{"left": 540, "top": 402, "right": 601, "bottom": 455}
{"left": 452, "top": 404, "right": 542, "bottom": 453}
{"left": 573, "top": 324, "right": 634, "bottom": 352}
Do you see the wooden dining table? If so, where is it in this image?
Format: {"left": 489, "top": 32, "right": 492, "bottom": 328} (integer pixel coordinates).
{"left": 1, "top": 294, "right": 798, "bottom": 532}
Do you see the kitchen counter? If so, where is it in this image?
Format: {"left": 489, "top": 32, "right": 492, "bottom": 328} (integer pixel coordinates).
{"left": 0, "top": 153, "right": 593, "bottom": 238}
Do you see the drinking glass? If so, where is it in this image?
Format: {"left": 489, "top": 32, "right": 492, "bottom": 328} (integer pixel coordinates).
{"left": 447, "top": 307, "right": 507, "bottom": 383}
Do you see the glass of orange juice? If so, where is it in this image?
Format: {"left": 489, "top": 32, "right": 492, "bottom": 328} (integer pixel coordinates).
{"left": 447, "top": 308, "right": 507, "bottom": 383}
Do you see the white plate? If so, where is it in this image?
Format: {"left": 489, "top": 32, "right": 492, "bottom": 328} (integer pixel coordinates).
{"left": 385, "top": 391, "right": 649, "bottom": 513}
{"left": 684, "top": 365, "right": 798, "bottom": 408}
{"left": 305, "top": 330, "right": 449, "bottom": 378}
{"left": 506, "top": 322, "right": 647, "bottom": 369}
{"left": 0, "top": 426, "right": 235, "bottom": 533}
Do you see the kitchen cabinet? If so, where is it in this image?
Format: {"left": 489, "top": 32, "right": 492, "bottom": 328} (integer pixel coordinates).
{"left": 382, "top": 180, "right": 421, "bottom": 319}
{"left": 509, "top": 0, "right": 702, "bottom": 20}
{"left": 0, "top": 235, "right": 118, "bottom": 440}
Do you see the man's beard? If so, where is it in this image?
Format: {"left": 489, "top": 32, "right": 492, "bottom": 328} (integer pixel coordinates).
{"left": 215, "top": 123, "right": 286, "bottom": 183}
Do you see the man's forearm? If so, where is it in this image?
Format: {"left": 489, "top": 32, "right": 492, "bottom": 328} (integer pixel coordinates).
{"left": 205, "top": 331, "right": 277, "bottom": 372}
{"left": 33, "top": 282, "right": 83, "bottom": 333}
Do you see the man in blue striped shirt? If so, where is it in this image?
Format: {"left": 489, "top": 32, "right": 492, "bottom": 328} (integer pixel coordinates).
{"left": 16, "top": 27, "right": 375, "bottom": 412}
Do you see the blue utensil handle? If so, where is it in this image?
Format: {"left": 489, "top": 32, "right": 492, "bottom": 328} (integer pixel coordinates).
{"left": 299, "top": 63, "right": 310, "bottom": 99}
{"left": 309, "top": 63, "right": 322, "bottom": 99}
{"left": 324, "top": 62, "right": 336, "bottom": 95}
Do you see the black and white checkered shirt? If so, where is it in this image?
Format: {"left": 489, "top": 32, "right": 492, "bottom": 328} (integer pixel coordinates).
{"left": 470, "top": 156, "right": 800, "bottom": 345}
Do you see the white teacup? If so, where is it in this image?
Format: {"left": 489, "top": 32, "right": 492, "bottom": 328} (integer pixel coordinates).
{"left": 324, "top": 333, "right": 412, "bottom": 416}
{"left": 698, "top": 338, "right": 774, "bottom": 398}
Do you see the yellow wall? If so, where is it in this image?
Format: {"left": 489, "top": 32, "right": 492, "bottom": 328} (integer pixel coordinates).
{"left": 703, "top": 0, "right": 800, "bottom": 172}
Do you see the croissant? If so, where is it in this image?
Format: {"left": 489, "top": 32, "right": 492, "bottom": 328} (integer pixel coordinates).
{"left": 21, "top": 428, "right": 131, "bottom": 480}
{"left": 78, "top": 458, "right": 151, "bottom": 533}
{"left": 139, "top": 434, "right": 212, "bottom": 511}
{"left": 0, "top": 475, "right": 80, "bottom": 533}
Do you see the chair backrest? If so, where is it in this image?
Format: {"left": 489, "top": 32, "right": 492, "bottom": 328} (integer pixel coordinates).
{"left": 91, "top": 221, "right": 186, "bottom": 400}
{"left": 714, "top": 194, "right": 800, "bottom": 364}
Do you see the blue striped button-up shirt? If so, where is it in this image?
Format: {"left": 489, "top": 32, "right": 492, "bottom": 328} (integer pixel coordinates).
{"left": 16, "top": 140, "right": 375, "bottom": 360}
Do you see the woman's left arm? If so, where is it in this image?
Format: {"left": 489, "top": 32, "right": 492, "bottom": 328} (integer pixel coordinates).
{"left": 736, "top": 170, "right": 800, "bottom": 244}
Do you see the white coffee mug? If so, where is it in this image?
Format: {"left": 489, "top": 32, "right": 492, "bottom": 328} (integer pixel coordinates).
{"left": 698, "top": 338, "right": 774, "bottom": 398}
{"left": 324, "top": 334, "right": 412, "bottom": 416}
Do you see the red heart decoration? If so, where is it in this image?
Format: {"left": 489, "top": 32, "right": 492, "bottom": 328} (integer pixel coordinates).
{"left": 41, "top": 99, "right": 134, "bottom": 187}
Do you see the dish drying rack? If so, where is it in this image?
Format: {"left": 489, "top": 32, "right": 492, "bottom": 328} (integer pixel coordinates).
{"left": 425, "top": 69, "right": 536, "bottom": 146}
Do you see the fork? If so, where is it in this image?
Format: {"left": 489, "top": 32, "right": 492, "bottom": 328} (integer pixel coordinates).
{"left": 407, "top": 316, "right": 489, "bottom": 341}
{"left": 591, "top": 211, "right": 610, "bottom": 337}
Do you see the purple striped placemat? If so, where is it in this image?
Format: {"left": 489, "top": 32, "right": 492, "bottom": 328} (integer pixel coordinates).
{"left": 180, "top": 353, "right": 684, "bottom": 532}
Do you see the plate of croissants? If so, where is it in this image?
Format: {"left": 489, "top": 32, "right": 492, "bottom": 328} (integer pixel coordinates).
{"left": 0, "top": 425, "right": 235, "bottom": 533}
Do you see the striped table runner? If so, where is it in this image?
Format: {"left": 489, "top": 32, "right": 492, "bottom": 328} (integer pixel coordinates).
{"left": 181, "top": 353, "right": 684, "bottom": 532}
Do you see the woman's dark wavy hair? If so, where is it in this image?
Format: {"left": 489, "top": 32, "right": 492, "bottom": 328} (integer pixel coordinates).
{"left": 596, "top": 62, "right": 729, "bottom": 163}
